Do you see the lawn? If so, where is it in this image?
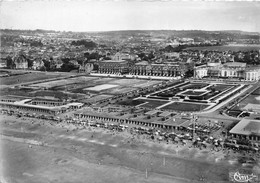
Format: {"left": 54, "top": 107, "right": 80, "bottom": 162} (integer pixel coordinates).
{"left": 85, "top": 84, "right": 119, "bottom": 91}
{"left": 152, "top": 88, "right": 181, "bottom": 98}
{"left": 181, "top": 83, "right": 209, "bottom": 90}
{"left": 106, "top": 87, "right": 137, "bottom": 95}
{"left": 138, "top": 99, "right": 170, "bottom": 108}
{"left": 210, "top": 84, "right": 234, "bottom": 92}
{"left": 117, "top": 98, "right": 169, "bottom": 108}
{"left": 0, "top": 72, "right": 68, "bottom": 85}
{"left": 117, "top": 99, "right": 146, "bottom": 106}
{"left": 30, "top": 78, "right": 84, "bottom": 88}
{"left": 180, "top": 90, "right": 207, "bottom": 96}
{"left": 236, "top": 94, "right": 260, "bottom": 109}
{"left": 108, "top": 78, "right": 149, "bottom": 87}
{"left": 252, "top": 87, "right": 260, "bottom": 95}
{"left": 161, "top": 102, "right": 209, "bottom": 111}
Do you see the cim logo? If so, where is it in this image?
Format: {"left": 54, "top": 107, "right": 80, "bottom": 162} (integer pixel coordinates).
{"left": 229, "top": 171, "right": 259, "bottom": 183}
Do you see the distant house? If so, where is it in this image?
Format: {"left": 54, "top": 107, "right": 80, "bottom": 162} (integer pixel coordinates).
{"left": 79, "top": 63, "right": 94, "bottom": 73}
{"left": 49, "top": 57, "right": 62, "bottom": 70}
{"left": 13, "top": 54, "right": 28, "bottom": 69}
{"left": 32, "top": 58, "right": 44, "bottom": 70}
{"left": 112, "top": 52, "right": 135, "bottom": 61}
{"left": 0, "top": 62, "right": 7, "bottom": 68}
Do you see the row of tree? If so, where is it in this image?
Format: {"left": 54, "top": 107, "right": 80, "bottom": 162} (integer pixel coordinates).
{"left": 71, "top": 40, "right": 97, "bottom": 49}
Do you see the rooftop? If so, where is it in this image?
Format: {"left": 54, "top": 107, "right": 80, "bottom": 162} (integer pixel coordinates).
{"left": 135, "top": 61, "right": 149, "bottom": 65}
{"left": 223, "top": 62, "right": 247, "bottom": 68}
{"left": 145, "top": 110, "right": 162, "bottom": 116}
{"left": 229, "top": 118, "right": 260, "bottom": 136}
{"left": 162, "top": 117, "right": 189, "bottom": 126}
{"left": 101, "top": 60, "right": 127, "bottom": 63}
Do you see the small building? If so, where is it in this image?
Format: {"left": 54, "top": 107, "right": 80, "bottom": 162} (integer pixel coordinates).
{"left": 229, "top": 119, "right": 260, "bottom": 141}
{"left": 13, "top": 54, "right": 28, "bottom": 69}
{"left": 31, "top": 58, "right": 44, "bottom": 70}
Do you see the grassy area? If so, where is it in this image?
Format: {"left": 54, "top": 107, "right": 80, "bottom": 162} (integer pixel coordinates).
{"left": 138, "top": 99, "right": 170, "bottom": 108}
{"left": 236, "top": 95, "right": 260, "bottom": 109}
{"left": 0, "top": 72, "right": 69, "bottom": 85}
{"left": 181, "top": 83, "right": 208, "bottom": 90}
{"left": 117, "top": 99, "right": 146, "bottom": 106}
{"left": 211, "top": 84, "right": 234, "bottom": 92}
{"left": 117, "top": 99, "right": 169, "bottom": 108}
{"left": 162, "top": 102, "right": 209, "bottom": 111}
{"left": 252, "top": 87, "right": 260, "bottom": 95}
{"left": 181, "top": 90, "right": 207, "bottom": 96}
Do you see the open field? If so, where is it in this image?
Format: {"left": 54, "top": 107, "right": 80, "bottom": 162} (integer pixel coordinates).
{"left": 117, "top": 99, "right": 147, "bottom": 106}
{"left": 235, "top": 94, "right": 260, "bottom": 109}
{"left": 137, "top": 99, "right": 170, "bottom": 109}
{"left": 85, "top": 84, "right": 119, "bottom": 91}
{"left": 161, "top": 102, "right": 209, "bottom": 112}
{"left": 30, "top": 78, "right": 85, "bottom": 88}
{"left": 27, "top": 76, "right": 162, "bottom": 95}
{"left": 0, "top": 72, "right": 71, "bottom": 85}
{"left": 2, "top": 115, "right": 256, "bottom": 183}
{"left": 107, "top": 87, "right": 137, "bottom": 95}
{"left": 0, "top": 75, "right": 165, "bottom": 103}
{"left": 252, "top": 87, "right": 260, "bottom": 95}
{"left": 108, "top": 78, "right": 154, "bottom": 86}
{"left": 185, "top": 45, "right": 260, "bottom": 52}
{"left": 118, "top": 98, "right": 169, "bottom": 108}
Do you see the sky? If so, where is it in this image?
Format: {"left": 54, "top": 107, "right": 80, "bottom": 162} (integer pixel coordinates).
{"left": 1, "top": 0, "right": 260, "bottom": 32}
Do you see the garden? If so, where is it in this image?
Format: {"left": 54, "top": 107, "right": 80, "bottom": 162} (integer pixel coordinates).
{"left": 161, "top": 102, "right": 209, "bottom": 112}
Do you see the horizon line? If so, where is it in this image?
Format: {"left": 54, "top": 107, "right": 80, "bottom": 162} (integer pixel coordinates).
{"left": 1, "top": 28, "right": 260, "bottom": 34}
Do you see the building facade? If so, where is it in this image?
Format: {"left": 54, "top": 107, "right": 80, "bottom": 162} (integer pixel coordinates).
{"left": 194, "top": 62, "right": 260, "bottom": 81}
{"left": 98, "top": 60, "right": 129, "bottom": 74}
{"left": 13, "top": 54, "right": 28, "bottom": 69}
{"left": 129, "top": 61, "right": 184, "bottom": 77}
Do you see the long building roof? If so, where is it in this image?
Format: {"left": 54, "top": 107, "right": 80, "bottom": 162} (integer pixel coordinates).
{"left": 223, "top": 62, "right": 246, "bottom": 67}
{"left": 229, "top": 118, "right": 260, "bottom": 136}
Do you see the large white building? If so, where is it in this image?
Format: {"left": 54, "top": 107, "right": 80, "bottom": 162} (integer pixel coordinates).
{"left": 194, "top": 62, "right": 260, "bottom": 81}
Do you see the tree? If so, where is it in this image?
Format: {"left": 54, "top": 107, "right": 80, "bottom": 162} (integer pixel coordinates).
{"left": 88, "top": 52, "right": 100, "bottom": 60}
{"left": 84, "top": 52, "right": 90, "bottom": 58}
{"left": 43, "top": 59, "right": 50, "bottom": 71}
{"left": 6, "top": 56, "right": 14, "bottom": 68}
{"left": 27, "top": 59, "right": 34, "bottom": 68}
{"left": 39, "top": 65, "right": 46, "bottom": 71}
{"left": 60, "top": 58, "right": 79, "bottom": 72}
{"left": 30, "top": 40, "right": 43, "bottom": 47}
{"left": 71, "top": 40, "right": 97, "bottom": 49}
{"left": 148, "top": 51, "right": 155, "bottom": 60}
